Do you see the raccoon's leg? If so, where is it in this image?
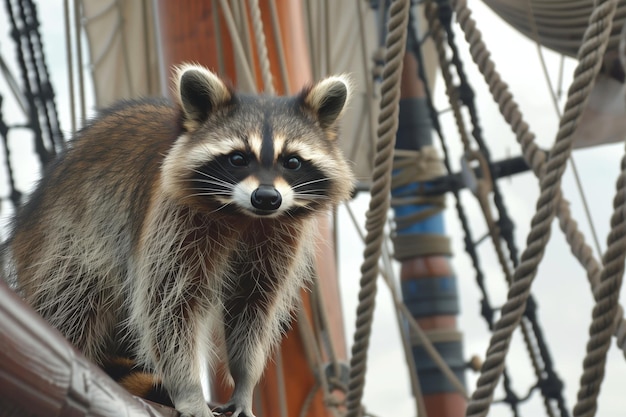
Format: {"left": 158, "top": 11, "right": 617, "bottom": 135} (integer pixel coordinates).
{"left": 130, "top": 269, "right": 213, "bottom": 417}
{"left": 216, "top": 289, "right": 288, "bottom": 417}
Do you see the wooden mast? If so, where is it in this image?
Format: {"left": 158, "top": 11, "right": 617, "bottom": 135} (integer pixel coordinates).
{"left": 393, "top": 51, "right": 467, "bottom": 416}
{"left": 154, "top": 2, "right": 346, "bottom": 417}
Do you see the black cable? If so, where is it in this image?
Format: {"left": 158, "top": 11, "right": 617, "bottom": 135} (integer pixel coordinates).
{"left": 5, "top": 0, "right": 49, "bottom": 166}
{"left": 0, "top": 95, "right": 22, "bottom": 208}
{"left": 20, "top": 0, "right": 63, "bottom": 152}
{"left": 5, "top": 0, "right": 62, "bottom": 168}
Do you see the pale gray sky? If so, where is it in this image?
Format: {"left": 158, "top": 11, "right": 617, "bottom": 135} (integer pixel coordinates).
{"left": 1, "top": 2, "right": 625, "bottom": 417}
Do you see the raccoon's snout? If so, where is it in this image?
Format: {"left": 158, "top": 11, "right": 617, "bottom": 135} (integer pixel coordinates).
{"left": 251, "top": 185, "right": 282, "bottom": 211}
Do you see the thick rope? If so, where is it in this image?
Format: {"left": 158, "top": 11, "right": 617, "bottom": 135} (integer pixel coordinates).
{"left": 246, "top": 0, "right": 275, "bottom": 94}
{"left": 452, "top": 0, "right": 602, "bottom": 295}
{"left": 458, "top": 0, "right": 618, "bottom": 415}
{"left": 72, "top": 0, "right": 86, "bottom": 124}
{"left": 525, "top": 0, "right": 605, "bottom": 261}
{"left": 63, "top": 0, "right": 76, "bottom": 135}
{"left": 345, "top": 0, "right": 410, "bottom": 415}
{"left": 344, "top": 199, "right": 468, "bottom": 399}
{"left": 573, "top": 148, "right": 626, "bottom": 417}
{"left": 267, "top": 0, "right": 290, "bottom": 93}
{"left": 452, "top": 0, "right": 626, "bottom": 360}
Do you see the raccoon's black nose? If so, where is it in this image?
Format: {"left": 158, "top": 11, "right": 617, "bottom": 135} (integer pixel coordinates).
{"left": 251, "top": 185, "right": 282, "bottom": 211}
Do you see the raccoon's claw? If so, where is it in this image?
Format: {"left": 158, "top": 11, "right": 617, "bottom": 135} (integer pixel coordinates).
{"left": 212, "top": 402, "right": 255, "bottom": 417}
{"left": 175, "top": 399, "right": 213, "bottom": 417}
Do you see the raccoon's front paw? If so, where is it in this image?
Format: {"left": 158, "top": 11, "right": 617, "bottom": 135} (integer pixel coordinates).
{"left": 213, "top": 401, "right": 255, "bottom": 417}
{"left": 175, "top": 400, "right": 213, "bottom": 417}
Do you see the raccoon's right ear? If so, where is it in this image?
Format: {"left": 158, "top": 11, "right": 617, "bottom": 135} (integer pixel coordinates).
{"left": 175, "top": 64, "right": 232, "bottom": 130}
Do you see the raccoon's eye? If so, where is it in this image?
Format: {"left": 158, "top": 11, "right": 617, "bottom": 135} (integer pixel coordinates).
{"left": 284, "top": 156, "right": 302, "bottom": 171}
{"left": 229, "top": 152, "right": 248, "bottom": 167}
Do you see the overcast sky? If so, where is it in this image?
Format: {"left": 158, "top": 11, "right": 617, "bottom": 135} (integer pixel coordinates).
{"left": 1, "top": 2, "right": 626, "bottom": 417}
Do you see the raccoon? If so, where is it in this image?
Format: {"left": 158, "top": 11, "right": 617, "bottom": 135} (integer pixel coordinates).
{"left": 5, "top": 64, "right": 354, "bottom": 417}
{"left": 102, "top": 356, "right": 174, "bottom": 407}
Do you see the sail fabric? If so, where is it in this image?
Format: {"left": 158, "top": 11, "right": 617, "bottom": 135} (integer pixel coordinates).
{"left": 483, "top": 0, "right": 626, "bottom": 58}
{"left": 81, "top": 0, "right": 161, "bottom": 108}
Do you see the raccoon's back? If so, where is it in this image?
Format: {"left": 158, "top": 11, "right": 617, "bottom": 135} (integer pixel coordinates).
{"left": 8, "top": 99, "right": 183, "bottom": 292}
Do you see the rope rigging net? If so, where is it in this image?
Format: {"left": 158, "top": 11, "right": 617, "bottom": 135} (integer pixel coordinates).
{"left": 416, "top": 2, "right": 569, "bottom": 415}
{"left": 349, "top": 1, "right": 626, "bottom": 417}
{"left": 1, "top": 0, "right": 63, "bottom": 211}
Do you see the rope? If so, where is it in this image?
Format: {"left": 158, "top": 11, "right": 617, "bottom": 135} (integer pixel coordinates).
{"left": 452, "top": 0, "right": 597, "bottom": 286}
{"left": 72, "top": 0, "right": 86, "bottom": 124}
{"left": 303, "top": 0, "right": 320, "bottom": 82}
{"left": 0, "top": 97, "right": 22, "bottom": 208}
{"left": 425, "top": 5, "right": 567, "bottom": 415}
{"left": 390, "top": 148, "right": 451, "bottom": 260}
{"left": 344, "top": 200, "right": 468, "bottom": 401}
{"left": 6, "top": 0, "right": 53, "bottom": 165}
{"left": 379, "top": 238, "right": 429, "bottom": 417}
{"left": 458, "top": 0, "right": 618, "bottom": 415}
{"left": 573, "top": 146, "right": 626, "bottom": 417}
{"left": 345, "top": 0, "right": 410, "bottom": 415}
{"left": 216, "top": 0, "right": 256, "bottom": 91}
{"left": 63, "top": 0, "right": 76, "bottom": 135}
{"left": 212, "top": 0, "right": 227, "bottom": 76}
{"left": 247, "top": 0, "right": 275, "bottom": 94}
{"left": 406, "top": 9, "right": 533, "bottom": 415}
{"left": 296, "top": 301, "right": 344, "bottom": 417}
{"left": 453, "top": 0, "right": 626, "bottom": 363}
{"left": 267, "top": 0, "right": 290, "bottom": 93}
{"left": 455, "top": 0, "right": 611, "bottom": 319}
{"left": 525, "top": 0, "right": 604, "bottom": 261}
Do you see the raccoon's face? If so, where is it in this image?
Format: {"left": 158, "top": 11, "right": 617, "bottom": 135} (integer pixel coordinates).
{"left": 162, "top": 64, "right": 354, "bottom": 218}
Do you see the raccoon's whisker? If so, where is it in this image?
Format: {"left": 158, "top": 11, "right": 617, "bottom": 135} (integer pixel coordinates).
{"left": 190, "top": 178, "right": 235, "bottom": 189}
{"left": 207, "top": 201, "right": 234, "bottom": 216}
{"left": 293, "top": 189, "right": 330, "bottom": 195}
{"left": 193, "top": 169, "right": 234, "bottom": 185}
{"left": 185, "top": 192, "right": 229, "bottom": 200}
{"left": 291, "top": 178, "right": 330, "bottom": 190}
{"left": 191, "top": 170, "right": 236, "bottom": 188}
{"left": 191, "top": 174, "right": 233, "bottom": 187}
{"left": 186, "top": 188, "right": 230, "bottom": 195}
{"left": 293, "top": 193, "right": 329, "bottom": 200}
{"left": 209, "top": 157, "right": 241, "bottom": 184}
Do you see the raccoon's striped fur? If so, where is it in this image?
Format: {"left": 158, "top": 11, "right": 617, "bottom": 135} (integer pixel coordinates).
{"left": 5, "top": 64, "right": 354, "bottom": 417}
{"left": 102, "top": 356, "right": 174, "bottom": 407}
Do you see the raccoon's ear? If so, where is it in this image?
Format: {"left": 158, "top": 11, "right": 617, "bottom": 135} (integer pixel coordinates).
{"left": 175, "top": 64, "right": 232, "bottom": 129}
{"left": 300, "top": 75, "right": 351, "bottom": 130}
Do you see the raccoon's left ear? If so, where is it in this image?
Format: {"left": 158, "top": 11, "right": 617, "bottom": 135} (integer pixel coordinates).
{"left": 300, "top": 75, "right": 351, "bottom": 130}
{"left": 175, "top": 64, "right": 232, "bottom": 129}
